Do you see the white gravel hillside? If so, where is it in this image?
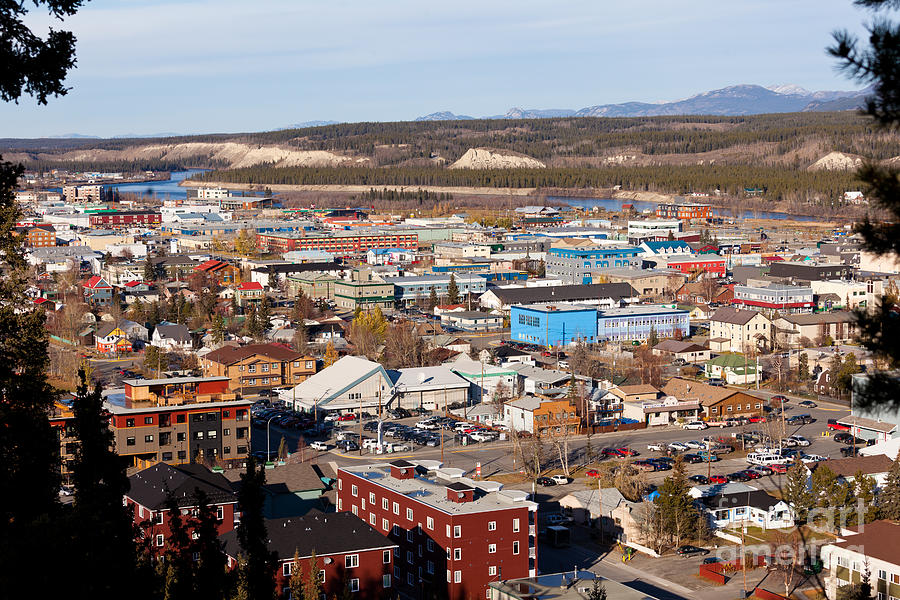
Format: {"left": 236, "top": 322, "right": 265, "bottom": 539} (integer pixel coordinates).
{"left": 449, "top": 148, "right": 545, "bottom": 169}
{"left": 807, "top": 151, "right": 863, "bottom": 171}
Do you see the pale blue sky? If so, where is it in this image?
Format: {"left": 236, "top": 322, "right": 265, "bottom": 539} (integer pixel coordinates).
{"left": 0, "top": 0, "right": 873, "bottom": 138}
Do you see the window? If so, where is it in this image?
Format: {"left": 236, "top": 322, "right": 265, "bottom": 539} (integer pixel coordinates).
{"left": 144, "top": 416, "right": 154, "bottom": 425}
{"left": 207, "top": 430, "right": 217, "bottom": 439}
{"left": 194, "top": 431, "right": 204, "bottom": 440}
{"left": 489, "top": 566, "right": 497, "bottom": 576}
{"left": 177, "top": 432, "right": 186, "bottom": 442}
{"left": 513, "top": 541, "right": 519, "bottom": 555}
{"left": 155, "top": 511, "right": 164, "bottom": 524}
{"left": 453, "top": 548, "right": 461, "bottom": 561}
{"left": 155, "top": 534, "right": 164, "bottom": 547}
{"left": 382, "top": 498, "right": 389, "bottom": 510}
{"left": 126, "top": 418, "right": 135, "bottom": 428}
{"left": 406, "top": 551, "right": 413, "bottom": 564}
{"left": 370, "top": 492, "right": 376, "bottom": 504}
{"left": 513, "top": 518, "right": 520, "bottom": 533}
{"left": 351, "top": 485, "right": 358, "bottom": 497}
{"left": 488, "top": 521, "right": 496, "bottom": 531}
{"left": 426, "top": 516, "right": 434, "bottom": 530}
{"left": 382, "top": 518, "right": 389, "bottom": 531}
{"left": 427, "top": 560, "right": 434, "bottom": 575}
{"left": 216, "top": 506, "right": 224, "bottom": 521}
{"left": 393, "top": 502, "right": 399, "bottom": 515}
{"left": 446, "top": 525, "right": 451, "bottom": 538}
{"left": 126, "top": 437, "right": 136, "bottom": 446}
{"left": 351, "top": 505, "right": 358, "bottom": 516}
{"left": 407, "top": 573, "right": 414, "bottom": 586}
{"left": 488, "top": 544, "right": 496, "bottom": 554}
{"left": 453, "top": 525, "right": 461, "bottom": 538}
{"left": 177, "top": 450, "right": 186, "bottom": 460}
{"left": 447, "top": 570, "right": 452, "bottom": 583}
{"left": 349, "top": 579, "right": 359, "bottom": 593}
{"left": 406, "top": 508, "right": 414, "bottom": 521}
{"left": 283, "top": 562, "right": 293, "bottom": 576}
{"left": 176, "top": 414, "right": 186, "bottom": 424}
{"left": 369, "top": 513, "right": 376, "bottom": 526}
{"left": 382, "top": 575, "right": 391, "bottom": 588}
{"left": 454, "top": 571, "right": 461, "bottom": 584}
{"left": 383, "top": 550, "right": 391, "bottom": 564}
{"left": 192, "top": 414, "right": 204, "bottom": 422}
{"left": 345, "top": 554, "right": 359, "bottom": 568}
{"left": 406, "top": 530, "right": 413, "bottom": 543}
{"left": 427, "top": 539, "right": 434, "bottom": 552}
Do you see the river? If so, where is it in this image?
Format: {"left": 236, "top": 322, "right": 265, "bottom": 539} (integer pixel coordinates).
{"left": 108, "top": 169, "right": 233, "bottom": 200}
{"left": 555, "top": 196, "right": 822, "bottom": 222}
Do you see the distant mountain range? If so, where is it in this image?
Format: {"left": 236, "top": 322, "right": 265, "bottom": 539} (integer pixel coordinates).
{"left": 414, "top": 84, "right": 870, "bottom": 121}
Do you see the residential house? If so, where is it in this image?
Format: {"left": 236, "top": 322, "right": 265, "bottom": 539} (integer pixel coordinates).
{"left": 700, "top": 490, "right": 794, "bottom": 530}
{"left": 773, "top": 312, "right": 857, "bottom": 348}
{"left": 151, "top": 323, "right": 193, "bottom": 352}
{"left": 806, "top": 454, "right": 895, "bottom": 489}
{"left": 652, "top": 340, "right": 710, "bottom": 363}
{"left": 440, "top": 310, "right": 502, "bottom": 332}
{"left": 201, "top": 343, "right": 316, "bottom": 393}
{"left": 705, "top": 354, "right": 759, "bottom": 385}
{"left": 608, "top": 384, "right": 660, "bottom": 404}
{"left": 194, "top": 259, "right": 241, "bottom": 285}
{"left": 95, "top": 322, "right": 133, "bottom": 354}
{"left": 219, "top": 512, "right": 397, "bottom": 600}
{"left": 708, "top": 306, "right": 772, "bottom": 353}
{"left": 445, "top": 355, "right": 516, "bottom": 403}
{"left": 82, "top": 275, "right": 113, "bottom": 306}
{"left": 235, "top": 281, "right": 265, "bottom": 306}
{"left": 224, "top": 463, "right": 329, "bottom": 518}
{"left": 662, "top": 377, "right": 769, "bottom": 419}
{"left": 820, "top": 520, "right": 900, "bottom": 600}
{"left": 558, "top": 487, "right": 626, "bottom": 531}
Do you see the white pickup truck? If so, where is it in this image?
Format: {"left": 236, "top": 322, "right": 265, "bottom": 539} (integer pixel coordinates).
{"left": 309, "top": 441, "right": 329, "bottom": 451}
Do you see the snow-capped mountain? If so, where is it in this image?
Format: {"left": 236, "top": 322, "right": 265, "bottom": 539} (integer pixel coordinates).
{"left": 414, "top": 83, "right": 869, "bottom": 121}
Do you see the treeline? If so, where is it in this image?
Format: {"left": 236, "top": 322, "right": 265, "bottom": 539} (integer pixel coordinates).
{"left": 5, "top": 112, "right": 899, "bottom": 171}
{"left": 195, "top": 164, "right": 860, "bottom": 201}
{"left": 355, "top": 187, "right": 453, "bottom": 202}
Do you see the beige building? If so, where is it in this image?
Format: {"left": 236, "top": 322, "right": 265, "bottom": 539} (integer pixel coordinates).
{"left": 773, "top": 312, "right": 857, "bottom": 348}
{"left": 708, "top": 306, "right": 772, "bottom": 353}
{"left": 601, "top": 268, "right": 687, "bottom": 299}
{"left": 286, "top": 272, "right": 337, "bottom": 300}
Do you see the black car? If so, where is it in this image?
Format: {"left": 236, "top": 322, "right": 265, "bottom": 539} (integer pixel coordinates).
{"left": 536, "top": 476, "right": 556, "bottom": 487}
{"left": 834, "top": 433, "right": 865, "bottom": 445}
{"left": 675, "top": 545, "right": 710, "bottom": 557}
{"left": 682, "top": 453, "right": 704, "bottom": 464}
{"left": 689, "top": 475, "right": 709, "bottom": 485}
{"left": 727, "top": 472, "right": 751, "bottom": 483}
{"left": 786, "top": 414, "right": 814, "bottom": 425}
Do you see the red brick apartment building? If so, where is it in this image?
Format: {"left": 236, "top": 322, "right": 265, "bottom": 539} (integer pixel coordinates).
{"left": 220, "top": 511, "right": 398, "bottom": 600}
{"left": 256, "top": 231, "right": 418, "bottom": 257}
{"left": 106, "top": 376, "right": 252, "bottom": 469}
{"left": 89, "top": 210, "right": 161, "bottom": 227}
{"left": 126, "top": 463, "right": 239, "bottom": 549}
{"left": 337, "top": 460, "right": 537, "bottom": 600}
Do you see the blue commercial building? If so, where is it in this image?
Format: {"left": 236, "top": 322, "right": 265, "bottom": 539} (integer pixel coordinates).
{"left": 510, "top": 303, "right": 690, "bottom": 347}
{"left": 596, "top": 305, "right": 689, "bottom": 342}
{"left": 546, "top": 245, "right": 642, "bottom": 284}
{"left": 510, "top": 304, "right": 598, "bottom": 347}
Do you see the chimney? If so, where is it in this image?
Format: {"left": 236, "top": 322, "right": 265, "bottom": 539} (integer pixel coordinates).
{"left": 446, "top": 482, "right": 474, "bottom": 503}
{"left": 389, "top": 459, "right": 415, "bottom": 480}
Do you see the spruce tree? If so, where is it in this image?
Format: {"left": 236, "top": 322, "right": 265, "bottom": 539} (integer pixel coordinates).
{"left": 235, "top": 457, "right": 277, "bottom": 600}
{"left": 162, "top": 492, "right": 194, "bottom": 600}
{"left": 192, "top": 489, "right": 227, "bottom": 600}
{"left": 879, "top": 451, "right": 900, "bottom": 520}
{"left": 288, "top": 550, "right": 304, "bottom": 600}
{"left": 853, "top": 471, "right": 879, "bottom": 525}
{"left": 829, "top": 0, "right": 900, "bottom": 411}
{"left": 69, "top": 369, "right": 140, "bottom": 600}
{"left": 447, "top": 274, "right": 459, "bottom": 304}
{"left": 428, "top": 286, "right": 438, "bottom": 311}
{"left": 783, "top": 459, "right": 813, "bottom": 523}
{"left": 303, "top": 550, "right": 323, "bottom": 600}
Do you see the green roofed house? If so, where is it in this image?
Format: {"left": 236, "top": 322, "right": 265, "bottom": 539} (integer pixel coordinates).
{"left": 443, "top": 354, "right": 517, "bottom": 404}
{"left": 333, "top": 268, "right": 395, "bottom": 311}
{"left": 705, "top": 354, "right": 758, "bottom": 386}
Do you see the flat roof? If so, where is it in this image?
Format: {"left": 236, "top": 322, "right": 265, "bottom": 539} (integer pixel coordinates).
{"left": 122, "top": 376, "right": 231, "bottom": 387}
{"left": 339, "top": 462, "right": 537, "bottom": 516}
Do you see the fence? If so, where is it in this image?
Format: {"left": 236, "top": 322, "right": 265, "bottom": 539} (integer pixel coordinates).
{"left": 589, "top": 421, "right": 647, "bottom": 435}
{"left": 753, "top": 589, "right": 790, "bottom": 600}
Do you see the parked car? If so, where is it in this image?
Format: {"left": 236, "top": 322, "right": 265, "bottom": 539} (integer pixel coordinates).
{"left": 536, "top": 476, "right": 556, "bottom": 487}
{"left": 727, "top": 472, "right": 751, "bottom": 483}
{"left": 798, "top": 400, "right": 817, "bottom": 408}
{"left": 834, "top": 433, "right": 864, "bottom": 445}
{"left": 827, "top": 419, "right": 850, "bottom": 432}
{"left": 682, "top": 453, "right": 704, "bottom": 464}
{"left": 786, "top": 414, "right": 814, "bottom": 425}
{"left": 675, "top": 545, "right": 710, "bottom": 557}
{"left": 770, "top": 463, "right": 789, "bottom": 474}
{"left": 688, "top": 475, "right": 709, "bottom": 485}
{"left": 551, "top": 475, "right": 570, "bottom": 485}
{"left": 684, "top": 440, "right": 705, "bottom": 449}
{"left": 585, "top": 469, "right": 600, "bottom": 478}
{"left": 309, "top": 441, "right": 329, "bottom": 451}
{"left": 750, "top": 466, "right": 774, "bottom": 476}
{"left": 787, "top": 435, "right": 811, "bottom": 447}
{"left": 707, "top": 378, "right": 725, "bottom": 387}
{"left": 708, "top": 475, "right": 728, "bottom": 484}
{"left": 667, "top": 442, "right": 689, "bottom": 452}
{"left": 683, "top": 421, "right": 708, "bottom": 431}
{"left": 633, "top": 461, "right": 658, "bottom": 472}
{"left": 647, "top": 442, "right": 666, "bottom": 452}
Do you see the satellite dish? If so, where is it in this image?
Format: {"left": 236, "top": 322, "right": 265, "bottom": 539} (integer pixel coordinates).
{"left": 323, "top": 557, "right": 333, "bottom": 565}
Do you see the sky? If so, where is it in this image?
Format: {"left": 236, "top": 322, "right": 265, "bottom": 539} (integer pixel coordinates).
{"left": 0, "top": 0, "right": 875, "bottom": 138}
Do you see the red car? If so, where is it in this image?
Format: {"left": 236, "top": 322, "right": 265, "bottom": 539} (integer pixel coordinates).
{"left": 337, "top": 414, "right": 357, "bottom": 421}
{"left": 708, "top": 475, "right": 728, "bottom": 484}
{"left": 585, "top": 469, "right": 600, "bottom": 478}
{"left": 742, "top": 470, "right": 763, "bottom": 480}
{"left": 748, "top": 416, "right": 766, "bottom": 423}
{"left": 770, "top": 463, "right": 789, "bottom": 474}
{"left": 617, "top": 447, "right": 638, "bottom": 457}
{"left": 601, "top": 448, "right": 626, "bottom": 458}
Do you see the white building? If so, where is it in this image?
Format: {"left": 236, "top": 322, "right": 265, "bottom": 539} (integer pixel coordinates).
{"left": 820, "top": 520, "right": 900, "bottom": 599}
{"left": 279, "top": 356, "right": 393, "bottom": 414}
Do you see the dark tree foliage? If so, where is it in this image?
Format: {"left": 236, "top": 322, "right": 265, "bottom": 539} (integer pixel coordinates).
{"left": 831, "top": 0, "right": 900, "bottom": 410}
{"left": 235, "top": 457, "right": 277, "bottom": 600}
{"left": 70, "top": 369, "right": 141, "bottom": 599}
{"left": 0, "top": 0, "right": 84, "bottom": 104}
{"left": 162, "top": 492, "right": 195, "bottom": 600}
{"left": 193, "top": 489, "right": 228, "bottom": 600}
